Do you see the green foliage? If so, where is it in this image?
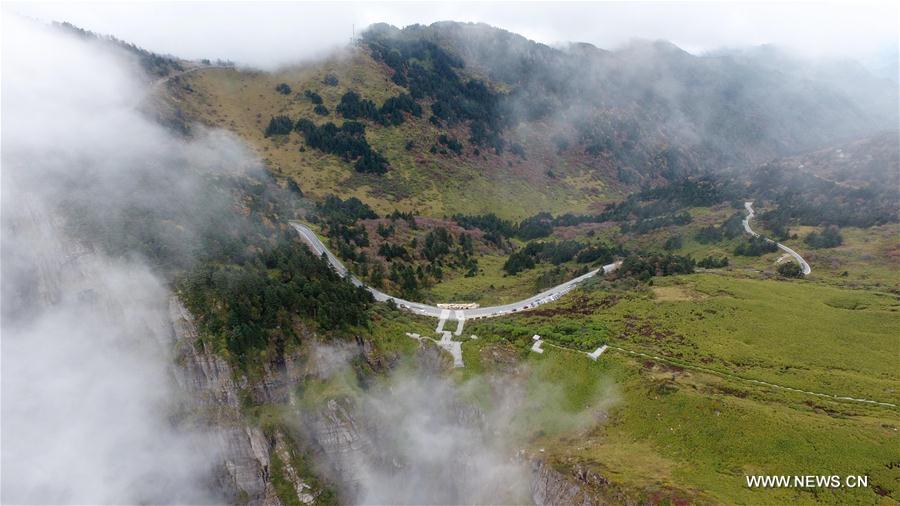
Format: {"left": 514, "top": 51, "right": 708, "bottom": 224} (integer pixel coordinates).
{"left": 181, "top": 239, "right": 373, "bottom": 369}
{"left": 777, "top": 261, "right": 803, "bottom": 278}
{"left": 694, "top": 225, "right": 722, "bottom": 244}
{"left": 422, "top": 227, "right": 453, "bottom": 262}
{"left": 697, "top": 256, "right": 729, "bottom": 268}
{"left": 378, "top": 93, "right": 423, "bottom": 125}
{"left": 517, "top": 212, "right": 554, "bottom": 240}
{"left": 313, "top": 195, "right": 378, "bottom": 252}
{"left": 575, "top": 244, "right": 617, "bottom": 265}
{"left": 641, "top": 176, "right": 737, "bottom": 207}
{"left": 751, "top": 163, "right": 898, "bottom": 228}
{"left": 376, "top": 222, "right": 394, "bottom": 238}
{"left": 336, "top": 91, "right": 379, "bottom": 120}
{"left": 377, "top": 242, "right": 409, "bottom": 261}
{"left": 388, "top": 262, "right": 421, "bottom": 298}
{"left": 696, "top": 212, "right": 745, "bottom": 245}
{"left": 734, "top": 236, "right": 778, "bottom": 256}
{"left": 502, "top": 249, "right": 535, "bottom": 275}
{"left": 294, "top": 119, "right": 389, "bottom": 174}
{"left": 264, "top": 115, "right": 294, "bottom": 137}
{"left": 804, "top": 226, "right": 843, "bottom": 249}
{"left": 322, "top": 73, "right": 339, "bottom": 86}
{"left": 336, "top": 90, "right": 424, "bottom": 127}
{"left": 663, "top": 235, "right": 683, "bottom": 251}
{"left": 452, "top": 213, "right": 515, "bottom": 246}
{"left": 315, "top": 195, "right": 378, "bottom": 225}
{"left": 438, "top": 134, "right": 463, "bottom": 154}
{"left": 502, "top": 240, "right": 594, "bottom": 275}
{"left": 275, "top": 83, "right": 292, "bottom": 95}
{"left": 618, "top": 253, "right": 695, "bottom": 281}
{"left": 303, "top": 89, "right": 323, "bottom": 104}
{"left": 313, "top": 104, "right": 329, "bottom": 116}
{"left": 269, "top": 451, "right": 302, "bottom": 506}
{"left": 620, "top": 212, "right": 692, "bottom": 234}
{"left": 363, "top": 26, "right": 507, "bottom": 152}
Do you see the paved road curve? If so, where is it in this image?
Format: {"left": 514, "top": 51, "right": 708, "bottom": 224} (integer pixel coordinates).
{"left": 743, "top": 202, "right": 811, "bottom": 275}
{"left": 291, "top": 222, "right": 620, "bottom": 319}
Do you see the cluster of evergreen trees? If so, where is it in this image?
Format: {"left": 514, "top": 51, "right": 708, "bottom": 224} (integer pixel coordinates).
{"left": 503, "top": 240, "right": 618, "bottom": 275}
{"left": 451, "top": 213, "right": 516, "bottom": 246}
{"left": 264, "top": 115, "right": 295, "bottom": 137}
{"left": 751, "top": 164, "right": 898, "bottom": 228}
{"left": 182, "top": 239, "right": 373, "bottom": 368}
{"left": 697, "top": 256, "right": 729, "bottom": 268}
{"left": 437, "top": 134, "right": 463, "bottom": 155}
{"left": 804, "top": 226, "right": 843, "bottom": 249}
{"left": 777, "top": 261, "right": 804, "bottom": 278}
{"left": 295, "top": 119, "right": 389, "bottom": 174}
{"left": 363, "top": 27, "right": 508, "bottom": 153}
{"left": 368, "top": 225, "right": 479, "bottom": 297}
{"left": 304, "top": 89, "right": 323, "bottom": 104}
{"left": 617, "top": 253, "right": 696, "bottom": 281}
{"left": 336, "top": 91, "right": 422, "bottom": 126}
{"left": 734, "top": 236, "right": 779, "bottom": 256}
{"left": 695, "top": 213, "right": 745, "bottom": 243}
{"left": 619, "top": 212, "right": 692, "bottom": 234}
{"left": 452, "top": 212, "right": 554, "bottom": 244}
{"left": 63, "top": 159, "right": 373, "bottom": 371}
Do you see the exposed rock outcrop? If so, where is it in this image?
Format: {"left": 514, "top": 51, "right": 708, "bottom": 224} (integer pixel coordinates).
{"left": 169, "top": 297, "right": 316, "bottom": 505}
{"left": 532, "top": 460, "right": 640, "bottom": 506}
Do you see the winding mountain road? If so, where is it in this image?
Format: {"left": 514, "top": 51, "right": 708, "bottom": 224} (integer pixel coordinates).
{"left": 291, "top": 222, "right": 620, "bottom": 320}
{"left": 742, "top": 202, "right": 811, "bottom": 276}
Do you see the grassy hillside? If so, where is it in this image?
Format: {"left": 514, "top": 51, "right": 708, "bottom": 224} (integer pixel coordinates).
{"left": 167, "top": 49, "right": 619, "bottom": 220}
{"left": 463, "top": 273, "right": 900, "bottom": 504}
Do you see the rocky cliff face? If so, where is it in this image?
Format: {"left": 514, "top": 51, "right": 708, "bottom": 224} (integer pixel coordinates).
{"left": 169, "top": 298, "right": 316, "bottom": 506}
{"left": 531, "top": 459, "right": 638, "bottom": 506}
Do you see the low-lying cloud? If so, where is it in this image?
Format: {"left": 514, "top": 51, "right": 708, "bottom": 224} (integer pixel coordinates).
{"left": 6, "top": 2, "right": 897, "bottom": 70}
{"left": 302, "top": 343, "right": 616, "bottom": 504}
{"left": 0, "top": 15, "right": 262, "bottom": 504}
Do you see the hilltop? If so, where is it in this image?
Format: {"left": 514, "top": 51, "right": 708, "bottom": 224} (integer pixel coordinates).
{"left": 161, "top": 21, "right": 897, "bottom": 219}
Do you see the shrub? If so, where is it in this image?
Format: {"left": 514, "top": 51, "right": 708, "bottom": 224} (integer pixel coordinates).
{"left": 294, "top": 120, "right": 389, "bottom": 174}
{"left": 502, "top": 250, "right": 535, "bottom": 275}
{"left": 438, "top": 134, "right": 463, "bottom": 154}
{"left": 804, "top": 226, "right": 843, "bottom": 249}
{"left": 336, "top": 91, "right": 379, "bottom": 120}
{"left": 618, "top": 253, "right": 695, "bottom": 281}
{"left": 322, "top": 73, "right": 339, "bottom": 86}
{"left": 275, "top": 83, "right": 292, "bottom": 95}
{"left": 734, "top": 236, "right": 778, "bottom": 256}
{"left": 777, "top": 262, "right": 803, "bottom": 278}
{"left": 663, "top": 235, "right": 683, "bottom": 251}
{"left": 264, "top": 115, "right": 294, "bottom": 137}
{"left": 697, "top": 256, "right": 729, "bottom": 268}
{"left": 304, "top": 89, "right": 323, "bottom": 104}
{"left": 517, "top": 213, "right": 553, "bottom": 240}
{"left": 695, "top": 225, "right": 722, "bottom": 244}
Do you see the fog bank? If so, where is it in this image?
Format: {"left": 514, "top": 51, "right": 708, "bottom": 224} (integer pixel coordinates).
{"left": 0, "top": 15, "right": 259, "bottom": 504}
{"left": 8, "top": 2, "right": 896, "bottom": 71}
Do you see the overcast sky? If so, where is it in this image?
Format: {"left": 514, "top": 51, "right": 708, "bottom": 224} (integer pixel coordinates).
{"left": 6, "top": 1, "right": 899, "bottom": 70}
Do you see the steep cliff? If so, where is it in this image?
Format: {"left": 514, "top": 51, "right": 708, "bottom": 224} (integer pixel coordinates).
{"left": 169, "top": 298, "right": 319, "bottom": 505}
{"left": 531, "top": 460, "right": 635, "bottom": 506}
